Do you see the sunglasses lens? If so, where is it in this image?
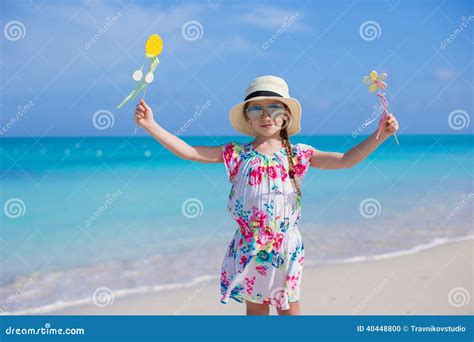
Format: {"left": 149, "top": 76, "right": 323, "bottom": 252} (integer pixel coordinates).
{"left": 267, "top": 105, "right": 285, "bottom": 116}
{"left": 246, "top": 106, "right": 263, "bottom": 119}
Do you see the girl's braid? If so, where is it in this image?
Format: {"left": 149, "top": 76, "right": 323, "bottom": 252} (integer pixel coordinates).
{"left": 280, "top": 126, "right": 301, "bottom": 197}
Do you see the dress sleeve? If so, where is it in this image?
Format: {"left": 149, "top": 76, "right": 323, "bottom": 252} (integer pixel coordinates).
{"left": 221, "top": 142, "right": 243, "bottom": 183}
{"left": 293, "top": 143, "right": 315, "bottom": 180}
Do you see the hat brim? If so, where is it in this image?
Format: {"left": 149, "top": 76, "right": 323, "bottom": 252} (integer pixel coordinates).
{"left": 228, "top": 96, "right": 302, "bottom": 136}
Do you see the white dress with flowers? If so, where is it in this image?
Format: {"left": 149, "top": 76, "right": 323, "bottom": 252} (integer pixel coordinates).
{"left": 219, "top": 141, "right": 314, "bottom": 310}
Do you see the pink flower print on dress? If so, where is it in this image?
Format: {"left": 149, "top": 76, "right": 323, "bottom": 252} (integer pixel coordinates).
{"left": 292, "top": 162, "right": 306, "bottom": 177}
{"left": 300, "top": 148, "right": 314, "bottom": 160}
{"left": 223, "top": 145, "right": 236, "bottom": 170}
{"left": 272, "top": 232, "right": 284, "bottom": 252}
{"left": 237, "top": 217, "right": 253, "bottom": 242}
{"left": 221, "top": 271, "right": 230, "bottom": 287}
{"left": 270, "top": 287, "right": 287, "bottom": 309}
{"left": 249, "top": 166, "right": 265, "bottom": 186}
{"left": 255, "top": 265, "right": 267, "bottom": 276}
{"left": 229, "top": 160, "right": 240, "bottom": 181}
{"left": 277, "top": 164, "right": 288, "bottom": 182}
{"left": 223, "top": 143, "right": 241, "bottom": 182}
{"left": 223, "top": 144, "right": 235, "bottom": 164}
{"left": 257, "top": 226, "right": 274, "bottom": 246}
{"left": 266, "top": 165, "right": 278, "bottom": 179}
{"left": 250, "top": 207, "right": 268, "bottom": 229}
{"left": 287, "top": 271, "right": 301, "bottom": 291}
{"left": 245, "top": 275, "right": 256, "bottom": 294}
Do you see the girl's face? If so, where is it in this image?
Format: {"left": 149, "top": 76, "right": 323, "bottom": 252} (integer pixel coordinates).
{"left": 244, "top": 99, "right": 291, "bottom": 137}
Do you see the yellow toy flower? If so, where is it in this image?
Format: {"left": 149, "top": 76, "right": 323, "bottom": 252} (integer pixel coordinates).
{"left": 145, "top": 34, "right": 163, "bottom": 57}
{"left": 118, "top": 33, "right": 164, "bottom": 109}
{"left": 362, "top": 70, "right": 387, "bottom": 92}
{"left": 360, "top": 70, "right": 399, "bottom": 145}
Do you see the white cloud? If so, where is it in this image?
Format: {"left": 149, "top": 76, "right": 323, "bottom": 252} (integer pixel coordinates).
{"left": 217, "top": 35, "right": 256, "bottom": 54}
{"left": 433, "top": 68, "right": 457, "bottom": 81}
{"left": 238, "top": 4, "right": 309, "bottom": 32}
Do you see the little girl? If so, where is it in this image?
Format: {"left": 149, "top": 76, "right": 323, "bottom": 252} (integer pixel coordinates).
{"left": 133, "top": 75, "right": 399, "bottom": 316}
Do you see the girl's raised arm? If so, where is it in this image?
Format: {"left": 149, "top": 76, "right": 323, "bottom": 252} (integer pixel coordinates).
{"left": 310, "top": 113, "right": 399, "bottom": 169}
{"left": 134, "top": 99, "right": 223, "bottom": 163}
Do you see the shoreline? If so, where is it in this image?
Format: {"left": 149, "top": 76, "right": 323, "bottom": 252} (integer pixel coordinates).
{"left": 5, "top": 236, "right": 471, "bottom": 315}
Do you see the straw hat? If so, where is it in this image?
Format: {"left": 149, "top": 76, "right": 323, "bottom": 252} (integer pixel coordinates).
{"left": 228, "top": 75, "right": 302, "bottom": 136}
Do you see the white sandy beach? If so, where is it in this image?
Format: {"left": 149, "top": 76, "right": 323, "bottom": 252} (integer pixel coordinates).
{"left": 46, "top": 239, "right": 473, "bottom": 315}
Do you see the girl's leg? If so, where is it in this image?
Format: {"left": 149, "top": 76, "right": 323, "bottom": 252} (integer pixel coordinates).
{"left": 276, "top": 301, "right": 301, "bottom": 315}
{"left": 246, "top": 301, "right": 270, "bottom": 315}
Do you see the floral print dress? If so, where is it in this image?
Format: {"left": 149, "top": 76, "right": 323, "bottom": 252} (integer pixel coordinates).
{"left": 220, "top": 141, "right": 315, "bottom": 310}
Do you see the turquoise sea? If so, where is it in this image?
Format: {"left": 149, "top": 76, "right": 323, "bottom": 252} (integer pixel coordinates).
{"left": 1, "top": 135, "right": 473, "bottom": 313}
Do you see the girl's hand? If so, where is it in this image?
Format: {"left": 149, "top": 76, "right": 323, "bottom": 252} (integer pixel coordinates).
{"left": 379, "top": 113, "right": 399, "bottom": 139}
{"left": 134, "top": 99, "right": 156, "bottom": 130}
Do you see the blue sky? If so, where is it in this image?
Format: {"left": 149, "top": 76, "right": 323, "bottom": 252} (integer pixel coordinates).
{"left": 0, "top": 0, "right": 472, "bottom": 137}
